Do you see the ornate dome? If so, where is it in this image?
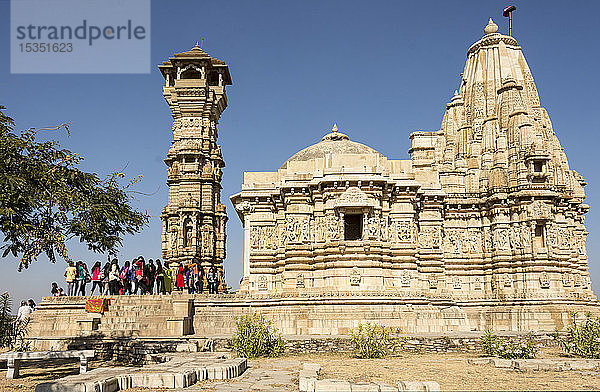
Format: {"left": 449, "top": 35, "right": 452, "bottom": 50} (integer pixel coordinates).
{"left": 280, "top": 124, "right": 384, "bottom": 169}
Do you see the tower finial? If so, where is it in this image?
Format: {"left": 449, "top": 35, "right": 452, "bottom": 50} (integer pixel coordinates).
{"left": 332, "top": 123, "right": 338, "bottom": 133}
{"left": 484, "top": 18, "right": 499, "bottom": 35}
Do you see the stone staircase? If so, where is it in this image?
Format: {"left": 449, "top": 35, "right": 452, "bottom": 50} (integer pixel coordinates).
{"left": 96, "top": 296, "right": 177, "bottom": 337}
{"left": 28, "top": 295, "right": 194, "bottom": 345}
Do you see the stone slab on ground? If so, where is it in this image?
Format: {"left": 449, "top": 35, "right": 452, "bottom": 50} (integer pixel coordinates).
{"left": 300, "top": 361, "right": 439, "bottom": 392}
{"left": 195, "top": 359, "right": 300, "bottom": 392}
{"left": 35, "top": 352, "right": 246, "bottom": 392}
{"left": 468, "top": 357, "right": 600, "bottom": 372}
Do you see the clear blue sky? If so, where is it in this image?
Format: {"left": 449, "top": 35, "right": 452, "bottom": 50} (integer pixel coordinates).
{"left": 1, "top": 0, "right": 599, "bottom": 304}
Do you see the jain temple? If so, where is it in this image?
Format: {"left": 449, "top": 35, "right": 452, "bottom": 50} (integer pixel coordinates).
{"left": 230, "top": 19, "right": 595, "bottom": 302}
{"left": 28, "top": 19, "right": 599, "bottom": 348}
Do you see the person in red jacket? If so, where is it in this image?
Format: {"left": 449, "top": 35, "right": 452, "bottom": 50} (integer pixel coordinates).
{"left": 175, "top": 263, "right": 185, "bottom": 291}
{"left": 134, "top": 257, "right": 147, "bottom": 294}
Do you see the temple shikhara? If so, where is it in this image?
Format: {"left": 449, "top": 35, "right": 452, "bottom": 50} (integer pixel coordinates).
{"left": 27, "top": 19, "right": 598, "bottom": 350}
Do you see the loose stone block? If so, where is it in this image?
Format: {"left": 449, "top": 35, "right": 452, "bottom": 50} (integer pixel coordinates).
{"left": 316, "top": 379, "right": 352, "bottom": 392}
{"left": 300, "top": 376, "right": 317, "bottom": 392}
{"left": 492, "top": 358, "right": 513, "bottom": 368}
{"left": 351, "top": 382, "right": 381, "bottom": 391}
{"left": 374, "top": 382, "right": 399, "bottom": 392}
{"left": 398, "top": 381, "right": 427, "bottom": 391}
{"left": 467, "top": 358, "right": 492, "bottom": 365}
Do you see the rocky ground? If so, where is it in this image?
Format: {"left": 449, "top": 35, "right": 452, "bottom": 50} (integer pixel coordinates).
{"left": 2, "top": 348, "right": 600, "bottom": 391}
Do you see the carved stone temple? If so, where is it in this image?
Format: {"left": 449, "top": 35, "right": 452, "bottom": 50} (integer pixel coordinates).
{"left": 158, "top": 44, "right": 231, "bottom": 276}
{"left": 25, "top": 20, "right": 600, "bottom": 349}
{"left": 231, "top": 18, "right": 597, "bottom": 305}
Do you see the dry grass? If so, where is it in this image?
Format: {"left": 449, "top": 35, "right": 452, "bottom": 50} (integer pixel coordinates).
{"left": 0, "top": 359, "right": 82, "bottom": 392}
{"left": 272, "top": 348, "right": 600, "bottom": 391}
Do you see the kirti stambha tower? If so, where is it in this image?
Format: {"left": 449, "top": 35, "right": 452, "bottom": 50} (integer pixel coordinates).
{"left": 158, "top": 44, "right": 232, "bottom": 278}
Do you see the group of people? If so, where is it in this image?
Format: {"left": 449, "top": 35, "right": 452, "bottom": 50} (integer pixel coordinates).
{"left": 57, "top": 257, "right": 222, "bottom": 296}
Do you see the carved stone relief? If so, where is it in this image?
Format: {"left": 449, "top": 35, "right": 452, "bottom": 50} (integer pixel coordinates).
{"left": 483, "top": 227, "right": 492, "bottom": 252}
{"left": 443, "top": 229, "right": 461, "bottom": 255}
{"left": 296, "top": 273, "right": 305, "bottom": 288}
{"left": 428, "top": 275, "right": 438, "bottom": 289}
{"left": 493, "top": 228, "right": 510, "bottom": 251}
{"left": 452, "top": 276, "right": 462, "bottom": 289}
{"left": 562, "top": 273, "right": 573, "bottom": 288}
{"left": 419, "top": 226, "right": 441, "bottom": 249}
{"left": 283, "top": 216, "right": 311, "bottom": 244}
{"left": 336, "top": 187, "right": 372, "bottom": 207}
{"left": 396, "top": 220, "right": 414, "bottom": 243}
{"left": 257, "top": 276, "right": 268, "bottom": 291}
{"left": 528, "top": 200, "right": 552, "bottom": 220}
{"left": 400, "top": 270, "right": 411, "bottom": 287}
{"left": 350, "top": 268, "right": 361, "bottom": 286}
{"left": 250, "top": 226, "right": 278, "bottom": 251}
{"left": 539, "top": 272, "right": 550, "bottom": 289}
{"left": 510, "top": 225, "right": 522, "bottom": 250}
{"left": 521, "top": 223, "right": 531, "bottom": 249}
{"left": 326, "top": 215, "right": 340, "bottom": 241}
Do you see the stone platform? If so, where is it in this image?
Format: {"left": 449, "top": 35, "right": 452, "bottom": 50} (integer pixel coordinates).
{"left": 35, "top": 352, "right": 247, "bottom": 392}
{"left": 27, "top": 293, "right": 600, "bottom": 351}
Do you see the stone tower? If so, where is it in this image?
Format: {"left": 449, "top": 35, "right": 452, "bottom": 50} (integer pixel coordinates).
{"left": 158, "top": 44, "right": 232, "bottom": 276}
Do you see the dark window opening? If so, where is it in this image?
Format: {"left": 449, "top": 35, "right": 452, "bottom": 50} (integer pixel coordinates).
{"left": 533, "top": 161, "right": 544, "bottom": 173}
{"left": 344, "top": 214, "right": 362, "bottom": 241}
{"left": 207, "top": 72, "right": 219, "bottom": 86}
{"left": 534, "top": 223, "right": 545, "bottom": 248}
{"left": 181, "top": 69, "right": 202, "bottom": 79}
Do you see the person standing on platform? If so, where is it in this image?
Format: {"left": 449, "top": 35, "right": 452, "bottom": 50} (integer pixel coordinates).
{"left": 78, "top": 262, "right": 90, "bottom": 296}
{"left": 101, "top": 262, "right": 111, "bottom": 295}
{"left": 164, "top": 262, "right": 173, "bottom": 293}
{"left": 175, "top": 262, "right": 185, "bottom": 291}
{"left": 155, "top": 259, "right": 165, "bottom": 294}
{"left": 51, "top": 282, "right": 61, "bottom": 297}
{"left": 64, "top": 262, "right": 77, "bottom": 296}
{"left": 74, "top": 261, "right": 84, "bottom": 296}
{"left": 134, "top": 257, "right": 147, "bottom": 294}
{"left": 195, "top": 260, "right": 204, "bottom": 294}
{"left": 109, "top": 259, "right": 120, "bottom": 295}
{"left": 90, "top": 262, "right": 102, "bottom": 295}
{"left": 146, "top": 259, "right": 156, "bottom": 295}
{"left": 16, "top": 300, "right": 32, "bottom": 322}
{"left": 128, "top": 258, "right": 137, "bottom": 294}
{"left": 120, "top": 261, "right": 131, "bottom": 295}
{"left": 207, "top": 266, "right": 217, "bottom": 294}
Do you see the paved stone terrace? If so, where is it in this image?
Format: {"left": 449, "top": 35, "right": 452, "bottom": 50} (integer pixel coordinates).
{"left": 35, "top": 352, "right": 247, "bottom": 392}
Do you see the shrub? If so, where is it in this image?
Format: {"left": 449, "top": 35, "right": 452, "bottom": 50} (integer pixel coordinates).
{"left": 558, "top": 312, "right": 600, "bottom": 359}
{"left": 0, "top": 292, "right": 30, "bottom": 351}
{"left": 231, "top": 314, "right": 284, "bottom": 358}
{"left": 480, "top": 329, "right": 536, "bottom": 359}
{"left": 350, "top": 322, "right": 390, "bottom": 359}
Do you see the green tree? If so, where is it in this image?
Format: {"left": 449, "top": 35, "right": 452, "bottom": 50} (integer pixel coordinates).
{"left": 0, "top": 106, "right": 149, "bottom": 270}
